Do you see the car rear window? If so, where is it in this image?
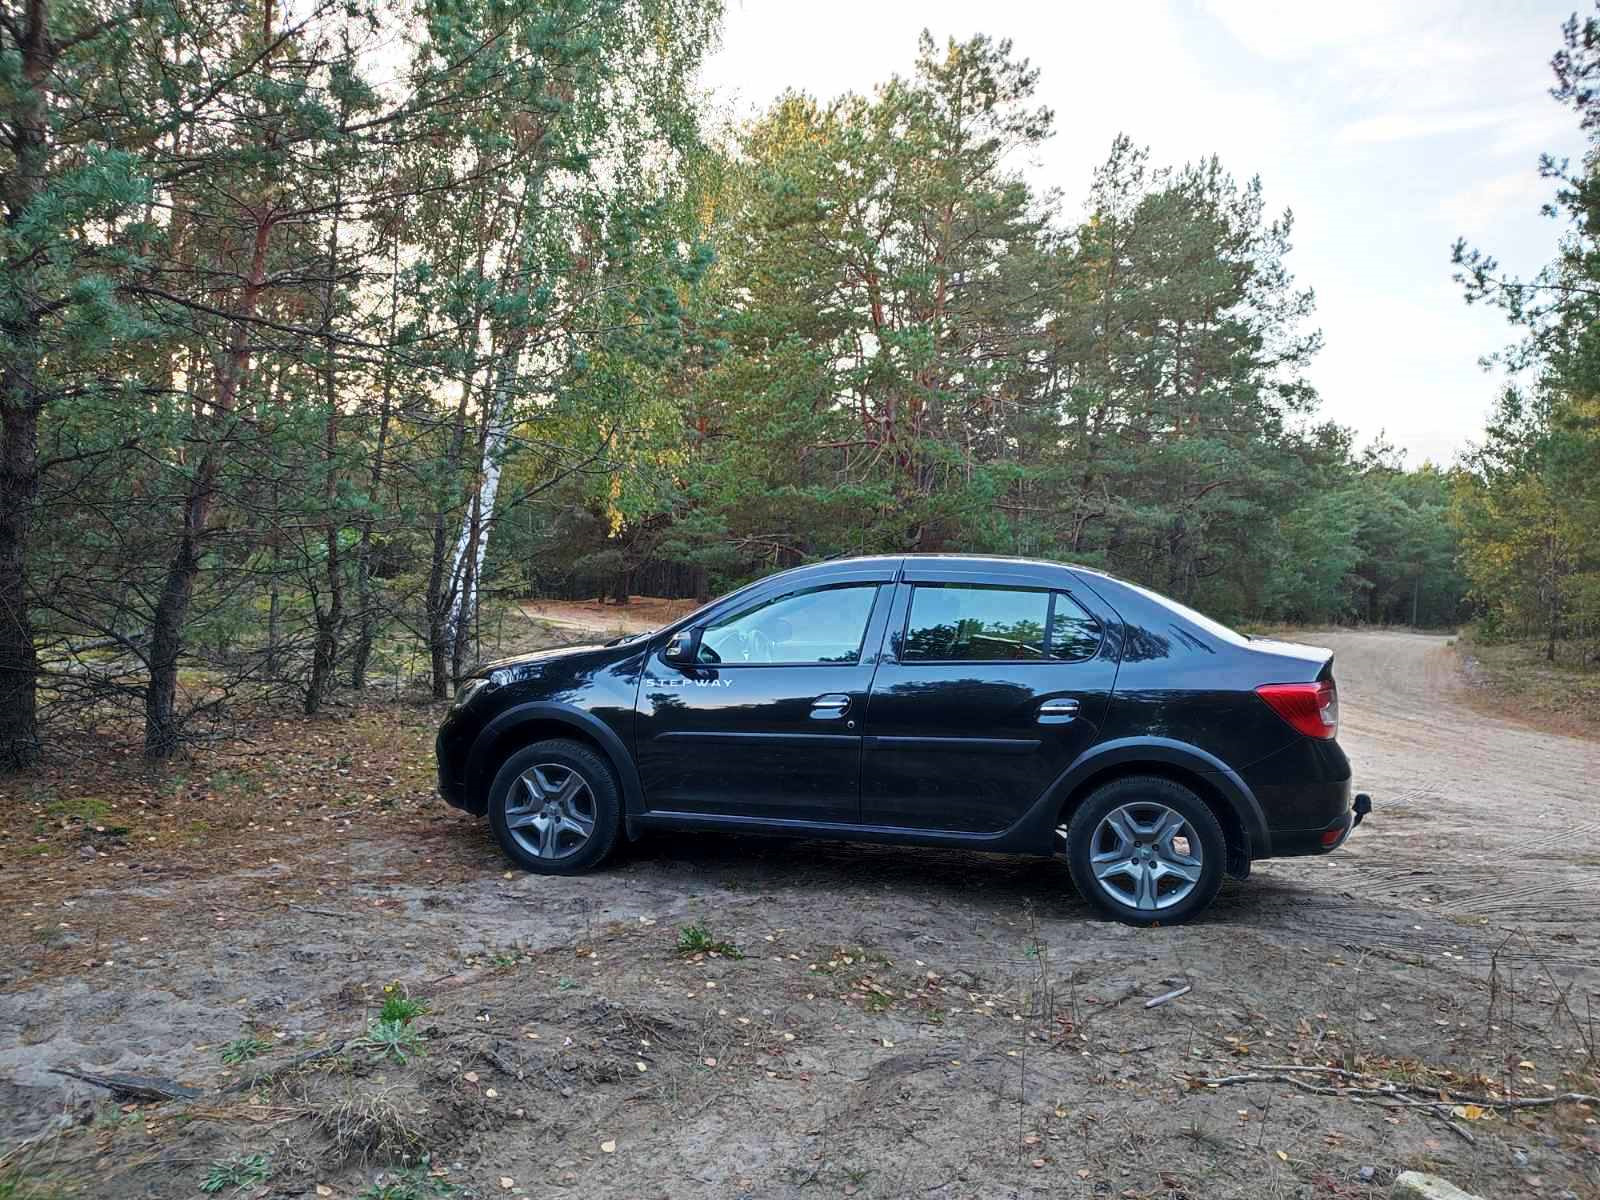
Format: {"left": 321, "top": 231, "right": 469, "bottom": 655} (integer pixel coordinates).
{"left": 902, "top": 586, "right": 1101, "bottom": 662}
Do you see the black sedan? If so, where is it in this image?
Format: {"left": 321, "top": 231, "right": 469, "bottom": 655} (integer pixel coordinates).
{"left": 436, "top": 555, "right": 1370, "bottom": 925}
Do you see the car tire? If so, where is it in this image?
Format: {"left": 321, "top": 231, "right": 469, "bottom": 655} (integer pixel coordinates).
{"left": 1063, "top": 775, "right": 1226, "bottom": 926}
{"left": 487, "top": 739, "right": 623, "bottom": 875}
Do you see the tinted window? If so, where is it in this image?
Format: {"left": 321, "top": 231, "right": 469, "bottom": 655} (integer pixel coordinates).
{"left": 1118, "top": 579, "right": 1250, "bottom": 647}
{"left": 903, "top": 586, "right": 1051, "bottom": 661}
{"left": 902, "top": 585, "right": 1101, "bottom": 662}
{"left": 1049, "top": 592, "right": 1102, "bottom": 660}
{"left": 700, "top": 585, "right": 878, "bottom": 665}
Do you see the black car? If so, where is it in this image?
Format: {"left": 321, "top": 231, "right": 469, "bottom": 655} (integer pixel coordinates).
{"left": 436, "top": 555, "right": 1370, "bottom": 925}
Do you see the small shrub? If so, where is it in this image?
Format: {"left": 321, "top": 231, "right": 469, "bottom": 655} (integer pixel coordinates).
{"left": 199, "top": 1154, "right": 271, "bottom": 1194}
{"left": 676, "top": 923, "right": 742, "bottom": 959}
{"left": 361, "top": 1018, "right": 423, "bottom": 1064}
{"left": 220, "top": 1035, "right": 272, "bottom": 1065}
{"left": 319, "top": 1087, "right": 427, "bottom": 1163}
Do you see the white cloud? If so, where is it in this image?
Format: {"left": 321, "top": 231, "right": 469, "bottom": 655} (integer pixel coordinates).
{"left": 1438, "top": 171, "right": 1554, "bottom": 236}
{"left": 1337, "top": 109, "right": 1508, "bottom": 145}
{"left": 1198, "top": 0, "right": 1420, "bottom": 61}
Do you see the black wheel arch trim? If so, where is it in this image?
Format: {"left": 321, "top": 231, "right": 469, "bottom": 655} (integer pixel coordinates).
{"left": 465, "top": 701, "right": 644, "bottom": 818}
{"left": 1037, "top": 737, "right": 1272, "bottom": 860}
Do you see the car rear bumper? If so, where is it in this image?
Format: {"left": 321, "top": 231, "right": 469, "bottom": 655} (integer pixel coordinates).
{"left": 1267, "top": 790, "right": 1372, "bottom": 857}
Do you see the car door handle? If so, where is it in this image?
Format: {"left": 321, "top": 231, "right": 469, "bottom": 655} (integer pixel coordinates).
{"left": 1037, "top": 698, "right": 1080, "bottom": 724}
{"left": 811, "top": 694, "right": 851, "bottom": 718}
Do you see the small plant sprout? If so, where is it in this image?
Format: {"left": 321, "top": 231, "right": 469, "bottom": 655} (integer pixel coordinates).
{"left": 362, "top": 1017, "right": 423, "bottom": 1063}
{"left": 377, "top": 984, "right": 428, "bottom": 1026}
{"left": 199, "top": 1153, "right": 271, "bottom": 1194}
{"left": 676, "top": 922, "right": 743, "bottom": 958}
{"left": 356, "top": 1158, "right": 456, "bottom": 1200}
{"left": 219, "top": 1034, "right": 272, "bottom": 1065}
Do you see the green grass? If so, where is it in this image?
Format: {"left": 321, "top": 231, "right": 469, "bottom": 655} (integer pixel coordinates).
{"left": 676, "top": 922, "right": 743, "bottom": 959}
{"left": 199, "top": 1154, "right": 271, "bottom": 1194}
{"left": 219, "top": 1035, "right": 272, "bottom": 1065}
{"left": 357, "top": 1161, "right": 456, "bottom": 1200}
{"left": 0, "top": 1167, "right": 70, "bottom": 1200}
{"left": 43, "top": 794, "right": 110, "bottom": 824}
{"left": 377, "top": 991, "right": 428, "bottom": 1025}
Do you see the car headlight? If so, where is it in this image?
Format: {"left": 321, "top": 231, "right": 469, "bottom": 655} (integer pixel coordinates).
{"left": 451, "top": 677, "right": 491, "bottom": 710}
{"left": 489, "top": 664, "right": 539, "bottom": 688}
{"left": 452, "top": 664, "right": 541, "bottom": 710}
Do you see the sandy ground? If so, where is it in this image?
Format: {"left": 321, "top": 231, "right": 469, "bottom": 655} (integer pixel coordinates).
{"left": 514, "top": 597, "right": 693, "bottom": 641}
{"left": 2, "top": 630, "right": 1599, "bottom": 1199}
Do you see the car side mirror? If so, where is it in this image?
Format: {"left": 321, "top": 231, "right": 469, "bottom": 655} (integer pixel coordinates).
{"left": 662, "top": 626, "right": 703, "bottom": 665}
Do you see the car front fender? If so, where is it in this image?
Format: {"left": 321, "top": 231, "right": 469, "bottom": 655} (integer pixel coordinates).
{"left": 465, "top": 701, "right": 645, "bottom": 817}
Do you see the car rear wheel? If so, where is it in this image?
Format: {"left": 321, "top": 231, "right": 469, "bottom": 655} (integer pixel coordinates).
{"left": 488, "top": 739, "right": 622, "bottom": 875}
{"left": 1062, "top": 776, "right": 1225, "bottom": 926}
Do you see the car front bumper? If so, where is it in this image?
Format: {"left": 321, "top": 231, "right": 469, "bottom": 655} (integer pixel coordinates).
{"left": 435, "top": 717, "right": 476, "bottom": 812}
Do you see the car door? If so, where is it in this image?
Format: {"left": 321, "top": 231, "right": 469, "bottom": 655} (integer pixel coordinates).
{"left": 861, "top": 565, "right": 1119, "bottom": 832}
{"left": 634, "top": 565, "right": 897, "bottom": 823}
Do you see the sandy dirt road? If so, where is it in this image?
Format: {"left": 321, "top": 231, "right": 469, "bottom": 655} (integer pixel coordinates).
{"left": 1257, "top": 631, "right": 1600, "bottom": 951}
{"left": 2, "top": 629, "right": 1598, "bottom": 1199}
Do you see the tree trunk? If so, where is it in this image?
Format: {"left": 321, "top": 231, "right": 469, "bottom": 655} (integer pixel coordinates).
{"left": 351, "top": 234, "right": 400, "bottom": 689}
{"left": 447, "top": 342, "right": 518, "bottom": 683}
{"left": 0, "top": 400, "right": 41, "bottom": 770}
{"left": 306, "top": 200, "right": 344, "bottom": 714}
{"left": 0, "top": 0, "right": 54, "bottom": 771}
{"left": 144, "top": 517, "right": 205, "bottom": 758}
{"left": 144, "top": 210, "right": 273, "bottom": 758}
{"left": 424, "top": 514, "right": 453, "bottom": 699}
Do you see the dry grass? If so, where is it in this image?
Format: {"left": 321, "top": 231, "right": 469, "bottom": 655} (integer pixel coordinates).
{"left": 1453, "top": 632, "right": 1600, "bottom": 736}
{"left": 312, "top": 1083, "right": 430, "bottom": 1166}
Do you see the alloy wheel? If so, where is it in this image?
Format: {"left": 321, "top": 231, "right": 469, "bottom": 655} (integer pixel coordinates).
{"left": 1085, "top": 802, "right": 1203, "bottom": 911}
{"left": 502, "top": 763, "right": 596, "bottom": 860}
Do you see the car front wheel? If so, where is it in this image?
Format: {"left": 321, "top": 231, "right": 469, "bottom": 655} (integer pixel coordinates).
{"left": 488, "top": 739, "right": 622, "bottom": 875}
{"left": 1062, "top": 775, "right": 1225, "bottom": 926}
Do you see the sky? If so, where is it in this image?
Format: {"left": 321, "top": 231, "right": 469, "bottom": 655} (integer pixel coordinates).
{"left": 699, "top": 0, "right": 1588, "bottom": 467}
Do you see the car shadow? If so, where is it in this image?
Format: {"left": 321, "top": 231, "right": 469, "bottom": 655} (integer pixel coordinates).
{"left": 439, "top": 816, "right": 1331, "bottom": 929}
{"left": 609, "top": 828, "right": 1298, "bottom": 926}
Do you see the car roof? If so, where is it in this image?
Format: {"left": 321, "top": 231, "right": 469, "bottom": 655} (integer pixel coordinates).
{"left": 777, "top": 552, "right": 1103, "bottom": 578}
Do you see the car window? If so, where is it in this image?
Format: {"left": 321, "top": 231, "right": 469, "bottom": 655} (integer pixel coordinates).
{"left": 699, "top": 585, "right": 878, "bottom": 665}
{"left": 1118, "top": 579, "right": 1251, "bottom": 647}
{"left": 1049, "top": 592, "right": 1103, "bottom": 660}
{"left": 903, "top": 586, "right": 1052, "bottom": 661}
{"left": 902, "top": 586, "right": 1101, "bottom": 662}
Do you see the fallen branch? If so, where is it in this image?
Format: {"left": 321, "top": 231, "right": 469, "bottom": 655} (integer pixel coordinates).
{"left": 288, "top": 904, "right": 349, "bottom": 919}
{"left": 1183, "top": 1068, "right": 1600, "bottom": 1110}
{"left": 1145, "top": 985, "right": 1192, "bottom": 1009}
{"left": 49, "top": 1067, "right": 202, "bottom": 1103}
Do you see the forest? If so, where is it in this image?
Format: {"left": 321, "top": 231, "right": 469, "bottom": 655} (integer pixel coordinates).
{"left": 1, "top": 0, "right": 1597, "bottom": 771}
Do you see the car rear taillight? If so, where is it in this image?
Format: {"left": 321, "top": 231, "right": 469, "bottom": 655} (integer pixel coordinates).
{"left": 1255, "top": 680, "right": 1338, "bottom": 740}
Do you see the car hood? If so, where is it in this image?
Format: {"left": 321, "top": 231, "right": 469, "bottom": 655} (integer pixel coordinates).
{"left": 471, "top": 641, "right": 612, "bottom": 676}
